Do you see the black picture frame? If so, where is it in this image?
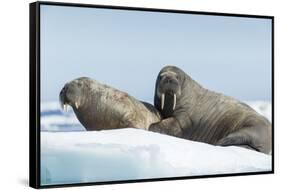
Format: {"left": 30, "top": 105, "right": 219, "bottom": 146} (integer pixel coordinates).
{"left": 29, "top": 1, "right": 274, "bottom": 189}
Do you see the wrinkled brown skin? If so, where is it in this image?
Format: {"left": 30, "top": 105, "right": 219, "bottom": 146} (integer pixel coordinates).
{"left": 59, "top": 77, "right": 161, "bottom": 131}
{"left": 149, "top": 66, "right": 272, "bottom": 154}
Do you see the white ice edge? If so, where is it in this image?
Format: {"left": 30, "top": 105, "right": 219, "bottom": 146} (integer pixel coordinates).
{"left": 41, "top": 128, "right": 271, "bottom": 185}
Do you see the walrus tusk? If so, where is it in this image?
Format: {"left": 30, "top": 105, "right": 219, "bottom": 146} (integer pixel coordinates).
{"left": 75, "top": 102, "right": 79, "bottom": 109}
{"left": 161, "top": 93, "right": 165, "bottom": 110}
{"left": 63, "top": 104, "right": 68, "bottom": 112}
{"left": 173, "top": 94, "right": 176, "bottom": 110}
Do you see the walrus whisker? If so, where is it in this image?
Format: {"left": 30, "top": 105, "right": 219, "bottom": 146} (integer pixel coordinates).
{"left": 173, "top": 93, "right": 176, "bottom": 110}
{"left": 161, "top": 93, "right": 165, "bottom": 110}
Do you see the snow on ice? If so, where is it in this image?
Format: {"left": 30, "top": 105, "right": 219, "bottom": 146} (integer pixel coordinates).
{"left": 40, "top": 101, "right": 272, "bottom": 185}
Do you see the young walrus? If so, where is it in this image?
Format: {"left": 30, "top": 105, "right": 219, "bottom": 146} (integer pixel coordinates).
{"left": 59, "top": 77, "right": 161, "bottom": 131}
{"left": 149, "top": 66, "right": 272, "bottom": 154}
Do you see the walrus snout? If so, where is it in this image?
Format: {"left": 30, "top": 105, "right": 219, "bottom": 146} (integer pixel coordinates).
{"left": 158, "top": 75, "right": 181, "bottom": 111}
{"left": 59, "top": 82, "right": 82, "bottom": 111}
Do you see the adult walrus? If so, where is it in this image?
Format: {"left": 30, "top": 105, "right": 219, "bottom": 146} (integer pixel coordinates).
{"left": 59, "top": 77, "right": 161, "bottom": 131}
{"left": 149, "top": 66, "right": 272, "bottom": 154}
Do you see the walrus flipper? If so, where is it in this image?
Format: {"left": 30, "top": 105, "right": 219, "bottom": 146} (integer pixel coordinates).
{"left": 149, "top": 117, "right": 184, "bottom": 138}
{"left": 216, "top": 127, "right": 270, "bottom": 154}
{"left": 216, "top": 133, "right": 259, "bottom": 152}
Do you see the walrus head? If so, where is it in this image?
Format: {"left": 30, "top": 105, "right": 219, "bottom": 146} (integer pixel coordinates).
{"left": 59, "top": 77, "right": 92, "bottom": 111}
{"left": 154, "top": 66, "right": 184, "bottom": 116}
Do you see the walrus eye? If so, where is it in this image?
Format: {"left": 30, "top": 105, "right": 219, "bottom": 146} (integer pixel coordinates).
{"left": 77, "top": 82, "right": 82, "bottom": 87}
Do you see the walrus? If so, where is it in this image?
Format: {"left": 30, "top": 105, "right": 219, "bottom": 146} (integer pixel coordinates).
{"left": 59, "top": 77, "right": 161, "bottom": 131}
{"left": 149, "top": 66, "right": 272, "bottom": 154}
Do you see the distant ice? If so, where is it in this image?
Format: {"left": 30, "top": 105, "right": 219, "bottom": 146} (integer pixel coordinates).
{"left": 41, "top": 102, "right": 85, "bottom": 131}
{"left": 246, "top": 101, "right": 272, "bottom": 122}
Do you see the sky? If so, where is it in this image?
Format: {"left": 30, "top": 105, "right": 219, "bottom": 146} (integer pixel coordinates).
{"left": 40, "top": 5, "right": 272, "bottom": 103}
